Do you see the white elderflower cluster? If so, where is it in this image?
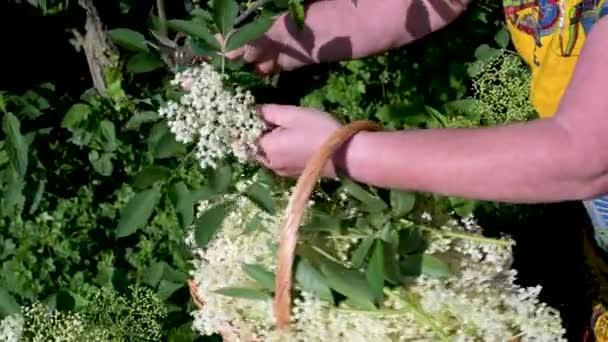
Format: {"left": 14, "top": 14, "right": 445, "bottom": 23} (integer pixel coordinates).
{"left": 158, "top": 63, "right": 266, "bottom": 169}
{"left": 0, "top": 313, "right": 23, "bottom": 342}
{"left": 189, "top": 194, "right": 566, "bottom": 341}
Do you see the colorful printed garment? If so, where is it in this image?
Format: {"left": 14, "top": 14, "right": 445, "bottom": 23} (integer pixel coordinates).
{"left": 503, "top": 0, "right": 608, "bottom": 252}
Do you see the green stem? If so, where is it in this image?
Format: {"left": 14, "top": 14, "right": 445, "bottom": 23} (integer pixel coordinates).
{"left": 400, "top": 220, "right": 513, "bottom": 247}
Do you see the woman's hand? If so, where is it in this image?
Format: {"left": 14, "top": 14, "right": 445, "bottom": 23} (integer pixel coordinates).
{"left": 256, "top": 104, "right": 345, "bottom": 177}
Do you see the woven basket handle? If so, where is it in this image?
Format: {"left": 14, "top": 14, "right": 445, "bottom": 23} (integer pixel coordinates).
{"left": 273, "top": 120, "right": 382, "bottom": 329}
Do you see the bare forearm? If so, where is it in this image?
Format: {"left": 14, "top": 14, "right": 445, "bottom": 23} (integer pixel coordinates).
{"left": 341, "top": 118, "right": 604, "bottom": 203}
{"left": 268, "top": 0, "right": 469, "bottom": 68}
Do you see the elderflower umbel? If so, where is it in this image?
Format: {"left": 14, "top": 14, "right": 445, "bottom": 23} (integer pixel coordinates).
{"left": 0, "top": 313, "right": 23, "bottom": 342}
{"left": 158, "top": 63, "right": 266, "bottom": 169}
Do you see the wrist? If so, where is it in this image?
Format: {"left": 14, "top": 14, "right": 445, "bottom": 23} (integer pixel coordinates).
{"left": 332, "top": 130, "right": 373, "bottom": 180}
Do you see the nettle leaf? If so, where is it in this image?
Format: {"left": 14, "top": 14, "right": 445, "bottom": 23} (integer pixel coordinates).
{"left": 295, "top": 258, "right": 333, "bottom": 301}
{"left": 125, "top": 111, "right": 159, "bottom": 131}
{"left": 0, "top": 288, "right": 20, "bottom": 316}
{"left": 494, "top": 27, "right": 510, "bottom": 49}
{"left": 213, "top": 0, "right": 239, "bottom": 37}
{"left": 167, "top": 19, "right": 221, "bottom": 51}
{"left": 341, "top": 179, "right": 387, "bottom": 212}
{"left": 366, "top": 240, "right": 385, "bottom": 303}
{"left": 28, "top": 178, "right": 45, "bottom": 215}
{"left": 194, "top": 201, "right": 231, "bottom": 248}
{"left": 208, "top": 162, "right": 232, "bottom": 193}
{"left": 214, "top": 287, "right": 269, "bottom": 300}
{"left": 317, "top": 255, "right": 376, "bottom": 309}
{"left": 2, "top": 113, "right": 28, "bottom": 177}
{"left": 88, "top": 150, "right": 114, "bottom": 176}
{"left": 390, "top": 189, "right": 416, "bottom": 217}
{"left": 107, "top": 28, "right": 149, "bottom": 52}
{"left": 126, "top": 52, "right": 164, "bottom": 73}
{"left": 288, "top": 0, "right": 306, "bottom": 30}
{"left": 169, "top": 182, "right": 194, "bottom": 229}
{"left": 116, "top": 188, "right": 161, "bottom": 238}
{"left": 225, "top": 15, "right": 274, "bottom": 51}
{"left": 62, "top": 103, "right": 91, "bottom": 131}
{"left": 242, "top": 263, "right": 275, "bottom": 291}
{"left": 132, "top": 165, "right": 172, "bottom": 190}
{"left": 245, "top": 182, "right": 276, "bottom": 214}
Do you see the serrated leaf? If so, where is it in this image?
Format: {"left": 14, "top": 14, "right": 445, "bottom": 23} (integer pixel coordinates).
{"left": 214, "top": 287, "right": 269, "bottom": 300}
{"left": 317, "top": 255, "right": 376, "bottom": 309}
{"left": 0, "top": 288, "right": 20, "bottom": 316}
{"left": 366, "top": 240, "right": 385, "bottom": 302}
{"left": 494, "top": 27, "right": 510, "bottom": 48}
{"left": 288, "top": 0, "right": 305, "bottom": 29}
{"left": 245, "top": 182, "right": 275, "bottom": 214}
{"left": 167, "top": 19, "right": 221, "bottom": 51}
{"left": 62, "top": 103, "right": 91, "bottom": 131}
{"left": 126, "top": 52, "right": 164, "bottom": 73}
{"left": 2, "top": 113, "right": 28, "bottom": 177}
{"left": 225, "top": 15, "right": 274, "bottom": 51}
{"left": 125, "top": 111, "right": 159, "bottom": 131}
{"left": 208, "top": 162, "right": 232, "bottom": 193}
{"left": 242, "top": 263, "right": 275, "bottom": 290}
{"left": 390, "top": 190, "right": 416, "bottom": 217}
{"left": 132, "top": 166, "right": 172, "bottom": 190}
{"left": 295, "top": 258, "right": 333, "bottom": 301}
{"left": 107, "top": 28, "right": 149, "bottom": 52}
{"left": 116, "top": 188, "right": 161, "bottom": 238}
{"left": 341, "top": 179, "right": 387, "bottom": 212}
{"left": 194, "top": 202, "right": 231, "bottom": 248}
{"left": 213, "top": 0, "right": 239, "bottom": 37}
{"left": 169, "top": 182, "right": 194, "bottom": 229}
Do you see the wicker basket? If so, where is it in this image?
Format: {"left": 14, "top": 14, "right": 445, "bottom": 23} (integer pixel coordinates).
{"left": 187, "top": 120, "right": 382, "bottom": 331}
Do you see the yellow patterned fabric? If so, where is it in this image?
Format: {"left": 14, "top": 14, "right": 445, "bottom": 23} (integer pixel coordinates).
{"left": 503, "top": 0, "right": 608, "bottom": 117}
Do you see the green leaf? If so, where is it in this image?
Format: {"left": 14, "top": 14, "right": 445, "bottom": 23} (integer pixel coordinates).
{"left": 400, "top": 254, "right": 452, "bottom": 279}
{"left": 316, "top": 255, "right": 376, "bottom": 309}
{"left": 169, "top": 182, "right": 194, "bottom": 229}
{"left": 245, "top": 182, "right": 276, "bottom": 214}
{"left": 125, "top": 111, "right": 160, "bottom": 131}
{"left": 295, "top": 258, "right": 333, "bottom": 301}
{"left": 225, "top": 15, "right": 274, "bottom": 51}
{"left": 194, "top": 202, "right": 231, "bottom": 248}
{"left": 341, "top": 179, "right": 387, "bottom": 212}
{"left": 0, "top": 288, "right": 20, "bottom": 316}
{"left": 153, "top": 131, "right": 187, "bottom": 159}
{"left": 62, "top": 103, "right": 91, "bottom": 131}
{"left": 302, "top": 210, "right": 342, "bottom": 232}
{"left": 213, "top": 287, "right": 269, "bottom": 300}
{"left": 213, "top": 0, "right": 239, "bottom": 37}
{"left": 351, "top": 237, "right": 373, "bottom": 269}
{"left": 474, "top": 44, "right": 501, "bottom": 61}
{"left": 143, "top": 261, "right": 165, "bottom": 287}
{"left": 398, "top": 228, "right": 426, "bottom": 255}
{"left": 1, "top": 167, "right": 25, "bottom": 216}
{"left": 132, "top": 166, "right": 171, "bottom": 190}
{"left": 242, "top": 263, "right": 275, "bottom": 290}
{"left": 2, "top": 113, "right": 28, "bottom": 177}
{"left": 390, "top": 190, "right": 416, "bottom": 217}
{"left": 494, "top": 27, "right": 510, "bottom": 49}
{"left": 99, "top": 120, "right": 118, "bottom": 152}
{"left": 28, "top": 178, "right": 45, "bottom": 215}
{"left": 107, "top": 28, "right": 149, "bottom": 52}
{"left": 381, "top": 240, "right": 401, "bottom": 284}
{"left": 116, "top": 188, "right": 161, "bottom": 238}
{"left": 88, "top": 150, "right": 114, "bottom": 176}
{"left": 288, "top": 0, "right": 306, "bottom": 30}
{"left": 167, "top": 19, "right": 221, "bottom": 51}
{"left": 126, "top": 52, "right": 164, "bottom": 73}
{"left": 208, "top": 162, "right": 232, "bottom": 193}
{"left": 366, "top": 240, "right": 385, "bottom": 303}
{"left": 157, "top": 280, "right": 184, "bottom": 300}
{"left": 444, "top": 99, "right": 481, "bottom": 121}
{"left": 448, "top": 196, "right": 477, "bottom": 218}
